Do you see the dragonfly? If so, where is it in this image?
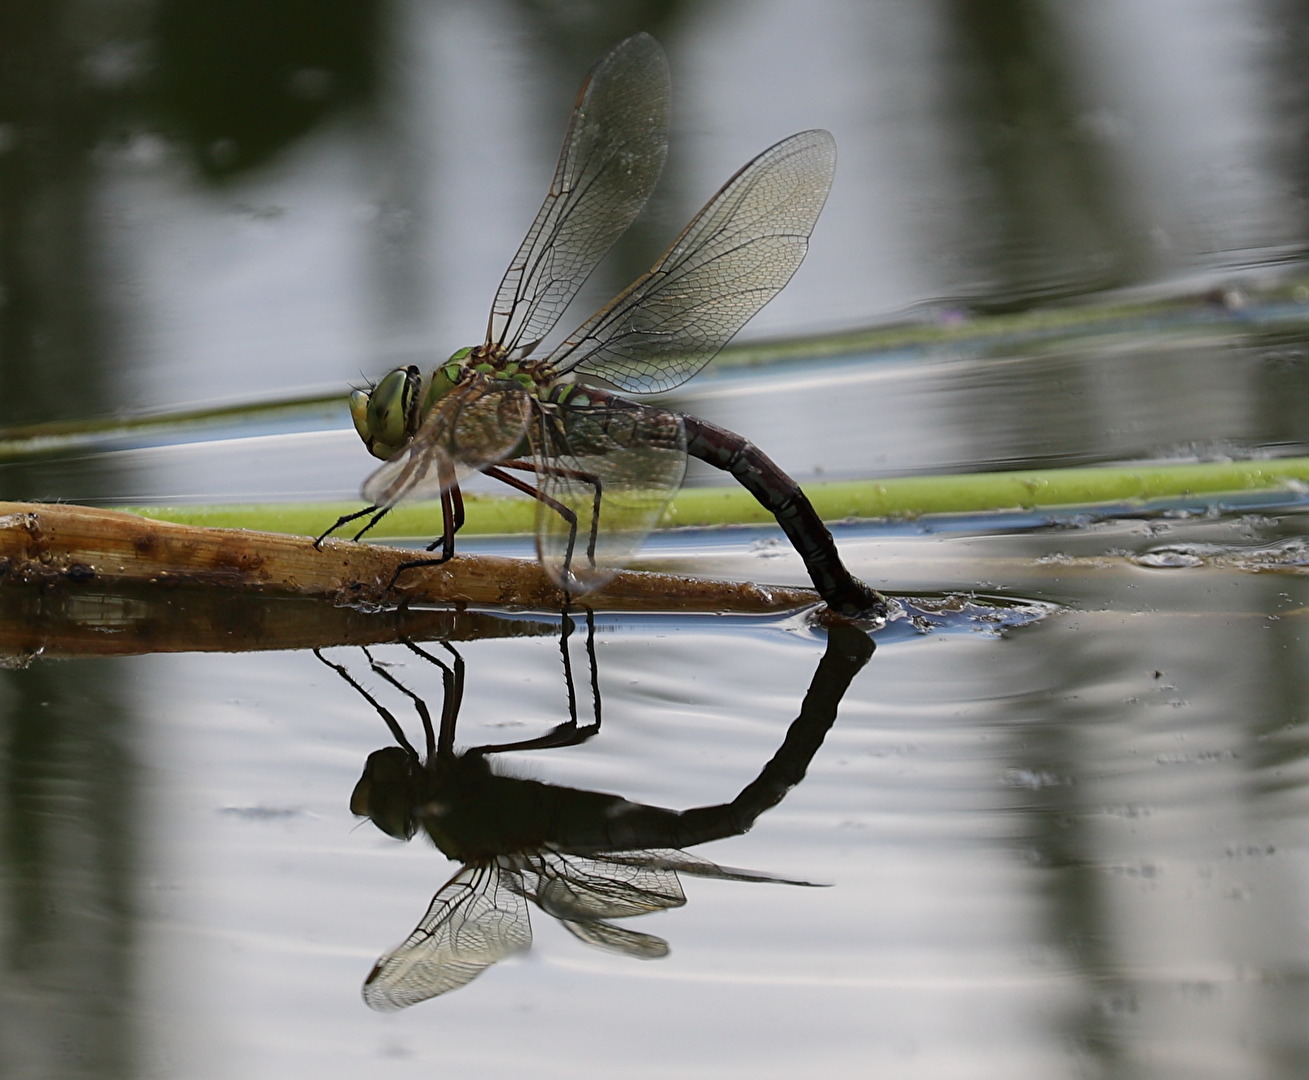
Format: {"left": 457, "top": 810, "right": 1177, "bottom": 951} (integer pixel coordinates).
{"left": 321, "top": 33, "right": 884, "bottom": 619}
{"left": 315, "top": 616, "right": 874, "bottom": 1009}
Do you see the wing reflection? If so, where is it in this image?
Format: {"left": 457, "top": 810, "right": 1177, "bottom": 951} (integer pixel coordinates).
{"left": 317, "top": 618, "right": 873, "bottom": 1009}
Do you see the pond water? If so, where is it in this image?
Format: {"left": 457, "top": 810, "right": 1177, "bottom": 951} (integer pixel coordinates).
{"left": 6, "top": 3, "right": 1309, "bottom": 1079}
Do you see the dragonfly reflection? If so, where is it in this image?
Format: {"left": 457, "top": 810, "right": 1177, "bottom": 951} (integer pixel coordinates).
{"left": 316, "top": 619, "right": 872, "bottom": 1009}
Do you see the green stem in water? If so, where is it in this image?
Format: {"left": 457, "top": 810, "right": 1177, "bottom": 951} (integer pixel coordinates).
{"left": 117, "top": 456, "right": 1309, "bottom": 538}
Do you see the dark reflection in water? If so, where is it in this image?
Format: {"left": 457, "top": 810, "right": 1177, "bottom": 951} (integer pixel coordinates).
{"left": 0, "top": 659, "right": 137, "bottom": 1080}
{"left": 319, "top": 615, "right": 873, "bottom": 1009}
{"left": 1246, "top": 0, "right": 1309, "bottom": 259}
{"left": 0, "top": 50, "right": 140, "bottom": 987}
{"left": 0, "top": 4, "right": 117, "bottom": 503}
{"left": 935, "top": 0, "right": 1148, "bottom": 308}
{"left": 154, "top": 0, "right": 384, "bottom": 177}
{"left": 506, "top": 0, "right": 688, "bottom": 72}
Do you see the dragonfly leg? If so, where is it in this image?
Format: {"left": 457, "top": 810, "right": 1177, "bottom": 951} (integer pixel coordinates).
{"left": 362, "top": 645, "right": 439, "bottom": 759}
{"left": 386, "top": 555, "right": 447, "bottom": 593}
{"left": 451, "top": 484, "right": 466, "bottom": 532}
{"left": 397, "top": 638, "right": 463, "bottom": 759}
{"left": 582, "top": 606, "right": 601, "bottom": 732}
{"left": 387, "top": 480, "right": 467, "bottom": 593}
{"left": 471, "top": 610, "right": 602, "bottom": 756}
{"left": 312, "top": 648, "right": 421, "bottom": 758}
{"left": 352, "top": 505, "right": 397, "bottom": 543}
{"left": 483, "top": 464, "right": 583, "bottom": 583}
{"left": 422, "top": 485, "right": 464, "bottom": 561}
{"left": 314, "top": 503, "right": 387, "bottom": 548}
{"left": 558, "top": 611, "right": 583, "bottom": 736}
{"left": 494, "top": 458, "right": 604, "bottom": 570}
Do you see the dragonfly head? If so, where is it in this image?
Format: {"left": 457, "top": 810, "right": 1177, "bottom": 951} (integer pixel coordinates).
{"left": 349, "top": 364, "right": 424, "bottom": 461}
{"left": 350, "top": 746, "right": 424, "bottom": 840}
{"left": 348, "top": 346, "right": 518, "bottom": 459}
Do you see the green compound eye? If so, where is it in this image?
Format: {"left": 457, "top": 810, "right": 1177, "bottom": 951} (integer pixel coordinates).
{"left": 365, "top": 367, "right": 418, "bottom": 452}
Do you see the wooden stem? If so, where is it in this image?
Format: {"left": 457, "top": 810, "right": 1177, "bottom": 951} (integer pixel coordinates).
{"left": 0, "top": 501, "right": 820, "bottom": 617}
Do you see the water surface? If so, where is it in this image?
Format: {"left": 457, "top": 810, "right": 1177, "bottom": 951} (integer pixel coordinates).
{"left": 5, "top": 4, "right": 1309, "bottom": 1078}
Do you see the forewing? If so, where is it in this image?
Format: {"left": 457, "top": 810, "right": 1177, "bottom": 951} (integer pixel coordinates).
{"left": 361, "top": 377, "right": 531, "bottom": 508}
{"left": 529, "top": 398, "right": 686, "bottom": 593}
{"left": 548, "top": 129, "right": 837, "bottom": 392}
{"left": 488, "top": 33, "right": 670, "bottom": 355}
{"left": 361, "top": 862, "right": 531, "bottom": 1012}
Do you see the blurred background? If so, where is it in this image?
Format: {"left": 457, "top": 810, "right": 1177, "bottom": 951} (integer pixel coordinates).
{"left": 5, "top": 0, "right": 1309, "bottom": 465}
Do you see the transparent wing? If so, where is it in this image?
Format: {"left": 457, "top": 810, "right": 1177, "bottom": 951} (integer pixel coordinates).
{"left": 547, "top": 129, "right": 837, "bottom": 392}
{"left": 362, "top": 861, "right": 531, "bottom": 1012}
{"left": 530, "top": 851, "right": 687, "bottom": 921}
{"left": 361, "top": 376, "right": 531, "bottom": 508}
{"left": 488, "top": 33, "right": 670, "bottom": 355}
{"left": 602, "top": 848, "right": 824, "bottom": 887}
{"left": 519, "top": 851, "right": 680, "bottom": 959}
{"left": 558, "top": 917, "right": 670, "bottom": 959}
{"left": 528, "top": 395, "right": 686, "bottom": 593}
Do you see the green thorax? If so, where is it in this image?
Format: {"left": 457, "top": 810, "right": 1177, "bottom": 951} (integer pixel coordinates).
{"left": 422, "top": 343, "right": 557, "bottom": 415}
